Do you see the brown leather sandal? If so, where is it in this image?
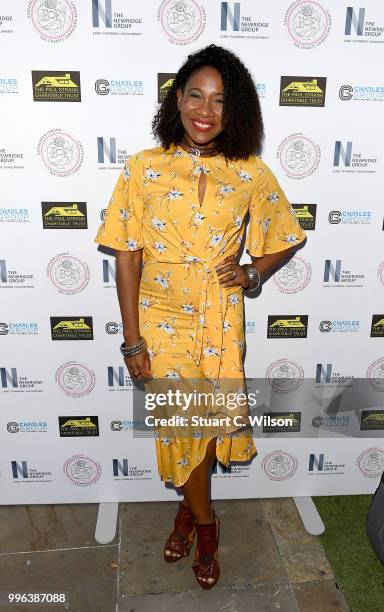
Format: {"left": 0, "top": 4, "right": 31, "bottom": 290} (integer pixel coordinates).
{"left": 164, "top": 502, "right": 196, "bottom": 562}
{"left": 192, "top": 515, "right": 220, "bottom": 589}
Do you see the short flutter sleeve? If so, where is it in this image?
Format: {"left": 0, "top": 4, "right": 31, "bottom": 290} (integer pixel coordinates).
{"left": 95, "top": 153, "right": 144, "bottom": 252}
{"left": 245, "top": 166, "right": 306, "bottom": 257}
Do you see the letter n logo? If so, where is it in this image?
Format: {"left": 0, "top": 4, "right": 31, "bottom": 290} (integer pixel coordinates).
{"left": 97, "top": 137, "right": 116, "bottom": 163}
{"left": 345, "top": 7, "right": 365, "bottom": 36}
{"left": 92, "top": 0, "right": 112, "bottom": 28}
{"left": 334, "top": 141, "right": 352, "bottom": 166}
{"left": 309, "top": 453, "right": 324, "bottom": 471}
{"left": 220, "top": 2, "right": 240, "bottom": 31}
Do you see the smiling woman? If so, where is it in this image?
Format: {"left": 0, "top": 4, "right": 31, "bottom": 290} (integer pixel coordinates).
{"left": 95, "top": 43, "right": 306, "bottom": 590}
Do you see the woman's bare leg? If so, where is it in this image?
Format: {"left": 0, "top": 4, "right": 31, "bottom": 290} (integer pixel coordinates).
{"left": 181, "top": 438, "right": 217, "bottom": 523}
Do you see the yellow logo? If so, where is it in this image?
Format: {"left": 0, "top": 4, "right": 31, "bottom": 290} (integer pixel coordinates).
{"left": 270, "top": 317, "right": 305, "bottom": 328}
{"left": 283, "top": 79, "right": 323, "bottom": 93}
{"left": 362, "top": 413, "right": 384, "bottom": 422}
{"left": 61, "top": 417, "right": 97, "bottom": 429}
{"left": 35, "top": 73, "right": 78, "bottom": 89}
{"left": 44, "top": 204, "right": 84, "bottom": 217}
{"left": 160, "top": 78, "right": 175, "bottom": 89}
{"left": 53, "top": 318, "right": 91, "bottom": 331}
{"left": 373, "top": 318, "right": 384, "bottom": 328}
{"left": 293, "top": 205, "right": 314, "bottom": 219}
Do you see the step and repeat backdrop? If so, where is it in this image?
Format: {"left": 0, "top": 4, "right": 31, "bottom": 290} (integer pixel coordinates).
{"left": 1, "top": 0, "right": 384, "bottom": 503}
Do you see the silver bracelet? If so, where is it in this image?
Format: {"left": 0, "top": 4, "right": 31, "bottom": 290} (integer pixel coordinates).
{"left": 241, "top": 264, "right": 261, "bottom": 292}
{"left": 120, "top": 336, "right": 147, "bottom": 357}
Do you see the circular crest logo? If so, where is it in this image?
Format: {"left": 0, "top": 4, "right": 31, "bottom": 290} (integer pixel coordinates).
{"left": 266, "top": 358, "right": 304, "bottom": 394}
{"left": 378, "top": 261, "right": 384, "bottom": 288}
{"left": 110, "top": 420, "right": 123, "bottom": 431}
{"left": 277, "top": 133, "right": 320, "bottom": 179}
{"left": 28, "top": 0, "right": 77, "bottom": 42}
{"left": 285, "top": 1, "right": 331, "bottom": 49}
{"left": 273, "top": 256, "right": 311, "bottom": 293}
{"left": 357, "top": 447, "right": 384, "bottom": 478}
{"left": 312, "top": 416, "right": 324, "bottom": 428}
{"left": 38, "top": 129, "right": 83, "bottom": 177}
{"left": 366, "top": 358, "right": 384, "bottom": 392}
{"left": 63, "top": 455, "right": 101, "bottom": 486}
{"left": 7, "top": 422, "right": 20, "bottom": 433}
{"left": 47, "top": 253, "right": 90, "bottom": 294}
{"left": 158, "top": 0, "right": 206, "bottom": 45}
{"left": 262, "top": 450, "right": 298, "bottom": 481}
{"left": 55, "top": 361, "right": 96, "bottom": 397}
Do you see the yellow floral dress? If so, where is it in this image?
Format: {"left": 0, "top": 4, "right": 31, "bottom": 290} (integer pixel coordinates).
{"left": 95, "top": 142, "right": 306, "bottom": 487}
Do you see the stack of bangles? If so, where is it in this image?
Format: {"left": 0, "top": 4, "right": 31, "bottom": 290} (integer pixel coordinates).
{"left": 120, "top": 335, "right": 147, "bottom": 357}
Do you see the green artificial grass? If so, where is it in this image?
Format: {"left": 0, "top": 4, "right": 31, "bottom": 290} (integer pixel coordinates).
{"left": 313, "top": 494, "right": 384, "bottom": 612}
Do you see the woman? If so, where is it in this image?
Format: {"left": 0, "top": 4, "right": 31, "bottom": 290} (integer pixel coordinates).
{"left": 95, "top": 44, "right": 306, "bottom": 589}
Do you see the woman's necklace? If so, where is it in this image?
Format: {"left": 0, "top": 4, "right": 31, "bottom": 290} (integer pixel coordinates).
{"left": 181, "top": 136, "right": 219, "bottom": 158}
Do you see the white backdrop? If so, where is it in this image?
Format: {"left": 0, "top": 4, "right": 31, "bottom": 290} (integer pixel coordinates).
{"left": 1, "top": 0, "right": 384, "bottom": 503}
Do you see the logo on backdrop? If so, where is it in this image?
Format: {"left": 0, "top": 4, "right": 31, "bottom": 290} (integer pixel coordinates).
{"left": 366, "top": 358, "right": 384, "bottom": 392}
{"left": 11, "top": 460, "right": 52, "bottom": 482}
{"left": 273, "top": 256, "right": 311, "bottom": 294}
{"left": 47, "top": 253, "right": 90, "bottom": 294}
{"left": 59, "top": 416, "right": 99, "bottom": 437}
{"left": 27, "top": 0, "right": 77, "bottom": 42}
{"left": 157, "top": 73, "right": 176, "bottom": 102}
{"left": 7, "top": 421, "right": 47, "bottom": 433}
{"left": 32, "top": 71, "right": 81, "bottom": 102}
{"left": 262, "top": 412, "right": 301, "bottom": 433}
{"left": 291, "top": 204, "right": 316, "bottom": 230}
{"left": 105, "top": 322, "right": 123, "bottom": 334}
{"left": 50, "top": 317, "right": 94, "bottom": 341}
{"left": 0, "top": 322, "right": 38, "bottom": 335}
{"left": 41, "top": 202, "right": 87, "bottom": 229}
{"left": 0, "top": 260, "right": 34, "bottom": 289}
{"left": 0, "top": 13, "right": 13, "bottom": 34}
{"left": 0, "top": 368, "right": 43, "bottom": 393}
{"left": 55, "top": 361, "right": 96, "bottom": 397}
{"left": 107, "top": 366, "right": 134, "bottom": 390}
{"left": 262, "top": 451, "right": 298, "bottom": 481}
{"left": 371, "top": 315, "right": 384, "bottom": 338}
{"left": 0, "top": 78, "right": 19, "bottom": 94}
{"left": 92, "top": 0, "right": 143, "bottom": 35}
{"left": 95, "top": 78, "right": 143, "bottom": 96}
{"left": 267, "top": 315, "right": 308, "bottom": 338}
{"left": 97, "top": 137, "right": 130, "bottom": 167}
{"left": 323, "top": 259, "right": 365, "bottom": 288}
{"left": 312, "top": 415, "right": 350, "bottom": 429}
{"left": 102, "top": 258, "right": 116, "bottom": 287}
{"left": 112, "top": 459, "right": 152, "bottom": 480}
{"left": 328, "top": 209, "right": 372, "bottom": 225}
{"left": 37, "top": 129, "right": 84, "bottom": 176}
{"left": 357, "top": 448, "right": 384, "bottom": 478}
{"left": 212, "top": 461, "right": 250, "bottom": 479}
{"left": 279, "top": 76, "right": 326, "bottom": 107}
{"left": 63, "top": 455, "right": 102, "bottom": 486}
{"left": 319, "top": 320, "right": 359, "bottom": 334}
{"left": 378, "top": 262, "right": 384, "bottom": 288}
{"left": 110, "top": 419, "right": 145, "bottom": 431}
{"left": 277, "top": 134, "right": 320, "bottom": 179}
{"left": 219, "top": 1, "right": 269, "bottom": 40}
{"left": 0, "top": 147, "right": 24, "bottom": 170}
{"left": 0, "top": 208, "right": 30, "bottom": 223}
{"left": 333, "top": 141, "right": 377, "bottom": 174}
{"left": 339, "top": 83, "right": 384, "bottom": 103}
{"left": 157, "top": 0, "right": 206, "bottom": 45}
{"left": 315, "top": 363, "right": 354, "bottom": 387}
{"left": 284, "top": 0, "right": 331, "bottom": 49}
{"left": 344, "top": 7, "right": 384, "bottom": 44}
{"left": 360, "top": 411, "right": 384, "bottom": 431}
{"left": 308, "top": 453, "right": 345, "bottom": 475}
{"left": 265, "top": 358, "right": 304, "bottom": 394}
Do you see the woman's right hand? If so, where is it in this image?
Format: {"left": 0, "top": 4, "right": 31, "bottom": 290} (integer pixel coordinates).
{"left": 124, "top": 350, "right": 152, "bottom": 380}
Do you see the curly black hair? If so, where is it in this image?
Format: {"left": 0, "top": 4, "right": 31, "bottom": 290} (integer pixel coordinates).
{"left": 152, "top": 44, "right": 264, "bottom": 161}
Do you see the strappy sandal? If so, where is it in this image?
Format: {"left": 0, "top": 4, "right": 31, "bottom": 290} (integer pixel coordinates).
{"left": 164, "top": 502, "right": 196, "bottom": 562}
{"left": 192, "top": 514, "right": 220, "bottom": 589}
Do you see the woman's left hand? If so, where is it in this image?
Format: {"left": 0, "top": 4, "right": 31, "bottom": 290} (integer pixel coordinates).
{"left": 215, "top": 256, "right": 249, "bottom": 289}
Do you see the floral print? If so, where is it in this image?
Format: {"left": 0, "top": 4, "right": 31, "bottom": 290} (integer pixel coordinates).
{"left": 95, "top": 143, "right": 306, "bottom": 487}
